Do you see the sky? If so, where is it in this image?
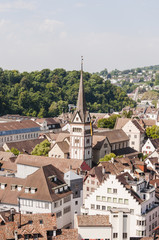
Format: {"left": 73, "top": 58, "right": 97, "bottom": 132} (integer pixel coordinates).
{"left": 0, "top": 0, "right": 159, "bottom": 73}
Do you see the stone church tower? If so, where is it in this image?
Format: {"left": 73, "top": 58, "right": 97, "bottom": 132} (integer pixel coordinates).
{"left": 69, "top": 58, "right": 92, "bottom": 167}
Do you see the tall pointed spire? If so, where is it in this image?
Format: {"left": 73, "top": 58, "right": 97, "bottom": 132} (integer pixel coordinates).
{"left": 76, "top": 56, "right": 87, "bottom": 122}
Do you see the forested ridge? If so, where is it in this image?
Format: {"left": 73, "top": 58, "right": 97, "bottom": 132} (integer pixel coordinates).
{"left": 0, "top": 68, "right": 135, "bottom": 117}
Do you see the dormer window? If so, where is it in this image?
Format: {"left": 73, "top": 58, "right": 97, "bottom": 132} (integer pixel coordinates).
{"left": 64, "top": 186, "right": 68, "bottom": 191}
{"left": 60, "top": 187, "right": 63, "bottom": 192}
{"left": 11, "top": 184, "right": 17, "bottom": 191}
{"left": 17, "top": 185, "right": 23, "bottom": 191}
{"left": 55, "top": 189, "right": 58, "bottom": 194}
{"left": 25, "top": 187, "right": 30, "bottom": 193}
{"left": 1, "top": 183, "right": 6, "bottom": 189}
{"left": 31, "top": 187, "right": 37, "bottom": 194}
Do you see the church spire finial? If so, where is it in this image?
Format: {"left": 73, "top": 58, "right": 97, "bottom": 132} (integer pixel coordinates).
{"left": 81, "top": 56, "right": 83, "bottom": 72}
{"left": 75, "top": 56, "right": 87, "bottom": 122}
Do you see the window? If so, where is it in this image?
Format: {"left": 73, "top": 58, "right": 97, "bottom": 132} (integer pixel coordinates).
{"left": 107, "top": 197, "right": 111, "bottom": 202}
{"left": 28, "top": 220, "right": 33, "bottom": 224}
{"left": 54, "top": 202, "right": 58, "bottom": 208}
{"left": 102, "top": 196, "right": 106, "bottom": 201}
{"left": 91, "top": 204, "right": 95, "bottom": 209}
{"left": 75, "top": 201, "right": 78, "bottom": 205}
{"left": 96, "top": 205, "right": 100, "bottom": 210}
{"left": 119, "top": 198, "right": 123, "bottom": 204}
{"left": 104, "top": 143, "right": 108, "bottom": 148}
{"left": 107, "top": 206, "right": 111, "bottom": 210}
{"left": 63, "top": 206, "right": 71, "bottom": 214}
{"left": 123, "top": 233, "right": 127, "bottom": 238}
{"left": 131, "top": 141, "right": 135, "bottom": 145}
{"left": 91, "top": 180, "right": 95, "bottom": 184}
{"left": 113, "top": 189, "right": 117, "bottom": 194}
{"left": 113, "top": 215, "right": 118, "bottom": 218}
{"left": 113, "top": 233, "right": 118, "bottom": 238}
{"left": 39, "top": 219, "right": 43, "bottom": 224}
{"left": 96, "top": 196, "right": 100, "bottom": 201}
{"left": 134, "top": 135, "right": 137, "bottom": 138}
{"left": 149, "top": 215, "right": 151, "bottom": 221}
{"left": 102, "top": 206, "right": 106, "bottom": 210}
{"left": 86, "top": 187, "right": 89, "bottom": 191}
{"left": 56, "top": 211, "right": 62, "bottom": 218}
{"left": 73, "top": 128, "right": 82, "bottom": 132}
{"left": 124, "top": 199, "right": 129, "bottom": 205}
{"left": 86, "top": 139, "right": 90, "bottom": 144}
{"left": 107, "top": 188, "right": 111, "bottom": 193}
{"left": 113, "top": 198, "right": 117, "bottom": 203}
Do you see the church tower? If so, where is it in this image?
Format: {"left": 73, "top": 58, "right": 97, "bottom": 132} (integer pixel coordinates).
{"left": 69, "top": 57, "right": 92, "bottom": 167}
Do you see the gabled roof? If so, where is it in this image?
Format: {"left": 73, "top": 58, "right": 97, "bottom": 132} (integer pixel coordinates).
{"left": 64, "top": 170, "right": 82, "bottom": 181}
{"left": 150, "top": 138, "right": 159, "bottom": 149}
{"left": 56, "top": 141, "right": 69, "bottom": 154}
{"left": 19, "top": 164, "right": 72, "bottom": 202}
{"left": 0, "top": 120, "right": 40, "bottom": 132}
{"left": 114, "top": 118, "right": 129, "bottom": 129}
{"left": 16, "top": 154, "right": 83, "bottom": 173}
{"left": 131, "top": 119, "right": 145, "bottom": 133}
{"left": 94, "top": 129, "right": 129, "bottom": 144}
{"left": 77, "top": 215, "right": 111, "bottom": 227}
{"left": 3, "top": 139, "right": 45, "bottom": 154}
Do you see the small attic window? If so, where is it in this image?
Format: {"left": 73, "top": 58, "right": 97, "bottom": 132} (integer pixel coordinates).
{"left": 28, "top": 220, "right": 33, "bottom": 224}
{"left": 11, "top": 184, "right": 17, "bottom": 191}
{"left": 25, "top": 187, "right": 30, "bottom": 193}
{"left": 60, "top": 187, "right": 63, "bottom": 192}
{"left": 31, "top": 187, "right": 37, "bottom": 194}
{"left": 1, "top": 183, "right": 6, "bottom": 190}
{"left": 64, "top": 186, "right": 68, "bottom": 191}
{"left": 17, "top": 185, "right": 23, "bottom": 191}
{"left": 39, "top": 219, "right": 43, "bottom": 224}
{"left": 55, "top": 189, "right": 58, "bottom": 194}
{"left": 76, "top": 117, "right": 79, "bottom": 121}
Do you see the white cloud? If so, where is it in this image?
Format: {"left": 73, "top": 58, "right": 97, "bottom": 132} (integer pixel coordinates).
{"left": 0, "top": 0, "right": 36, "bottom": 12}
{"left": 39, "top": 19, "right": 63, "bottom": 33}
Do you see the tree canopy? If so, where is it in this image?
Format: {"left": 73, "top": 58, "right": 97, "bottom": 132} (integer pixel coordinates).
{"left": 146, "top": 125, "right": 159, "bottom": 139}
{"left": 99, "top": 153, "right": 116, "bottom": 162}
{"left": 97, "top": 114, "right": 120, "bottom": 129}
{"left": 31, "top": 139, "right": 51, "bottom": 156}
{"left": 0, "top": 68, "right": 136, "bottom": 118}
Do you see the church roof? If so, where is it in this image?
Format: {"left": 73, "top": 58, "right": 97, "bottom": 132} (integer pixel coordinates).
{"left": 72, "top": 58, "right": 88, "bottom": 123}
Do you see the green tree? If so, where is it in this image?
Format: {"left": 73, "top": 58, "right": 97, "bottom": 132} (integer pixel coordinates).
{"left": 31, "top": 140, "right": 51, "bottom": 156}
{"left": 10, "top": 147, "right": 20, "bottom": 156}
{"left": 99, "top": 153, "right": 116, "bottom": 162}
{"left": 146, "top": 125, "right": 159, "bottom": 139}
{"left": 97, "top": 114, "right": 121, "bottom": 129}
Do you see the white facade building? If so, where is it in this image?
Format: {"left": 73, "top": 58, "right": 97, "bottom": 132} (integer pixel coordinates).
{"left": 81, "top": 173, "right": 159, "bottom": 239}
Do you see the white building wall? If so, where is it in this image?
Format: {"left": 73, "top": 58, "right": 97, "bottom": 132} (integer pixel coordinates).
{"left": 16, "top": 164, "right": 39, "bottom": 178}
{"left": 142, "top": 139, "right": 155, "bottom": 155}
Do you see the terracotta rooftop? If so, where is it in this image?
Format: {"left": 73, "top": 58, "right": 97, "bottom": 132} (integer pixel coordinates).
{"left": 16, "top": 154, "right": 83, "bottom": 173}
{"left": 56, "top": 141, "right": 69, "bottom": 153}
{"left": 114, "top": 118, "right": 129, "bottom": 129}
{"left": 77, "top": 215, "right": 111, "bottom": 227}
{"left": 0, "top": 212, "right": 57, "bottom": 240}
{"left": 19, "top": 164, "right": 72, "bottom": 202}
{"left": 132, "top": 119, "right": 145, "bottom": 133}
{"left": 3, "top": 138, "right": 45, "bottom": 154}
{"left": 54, "top": 229, "right": 78, "bottom": 240}
{"left": 94, "top": 129, "right": 129, "bottom": 144}
{"left": 0, "top": 120, "right": 40, "bottom": 132}
{"left": 92, "top": 135, "right": 106, "bottom": 150}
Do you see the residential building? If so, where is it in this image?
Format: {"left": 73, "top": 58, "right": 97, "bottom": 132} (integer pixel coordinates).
{"left": 74, "top": 214, "right": 112, "bottom": 240}
{"left": 81, "top": 172, "right": 159, "bottom": 239}
{"left": 142, "top": 138, "right": 159, "bottom": 155}
{"left": 121, "top": 119, "right": 145, "bottom": 151}
{"left": 0, "top": 120, "right": 41, "bottom": 147}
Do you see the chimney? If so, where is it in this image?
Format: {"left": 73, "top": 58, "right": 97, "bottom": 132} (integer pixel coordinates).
{"left": 70, "top": 165, "right": 72, "bottom": 170}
